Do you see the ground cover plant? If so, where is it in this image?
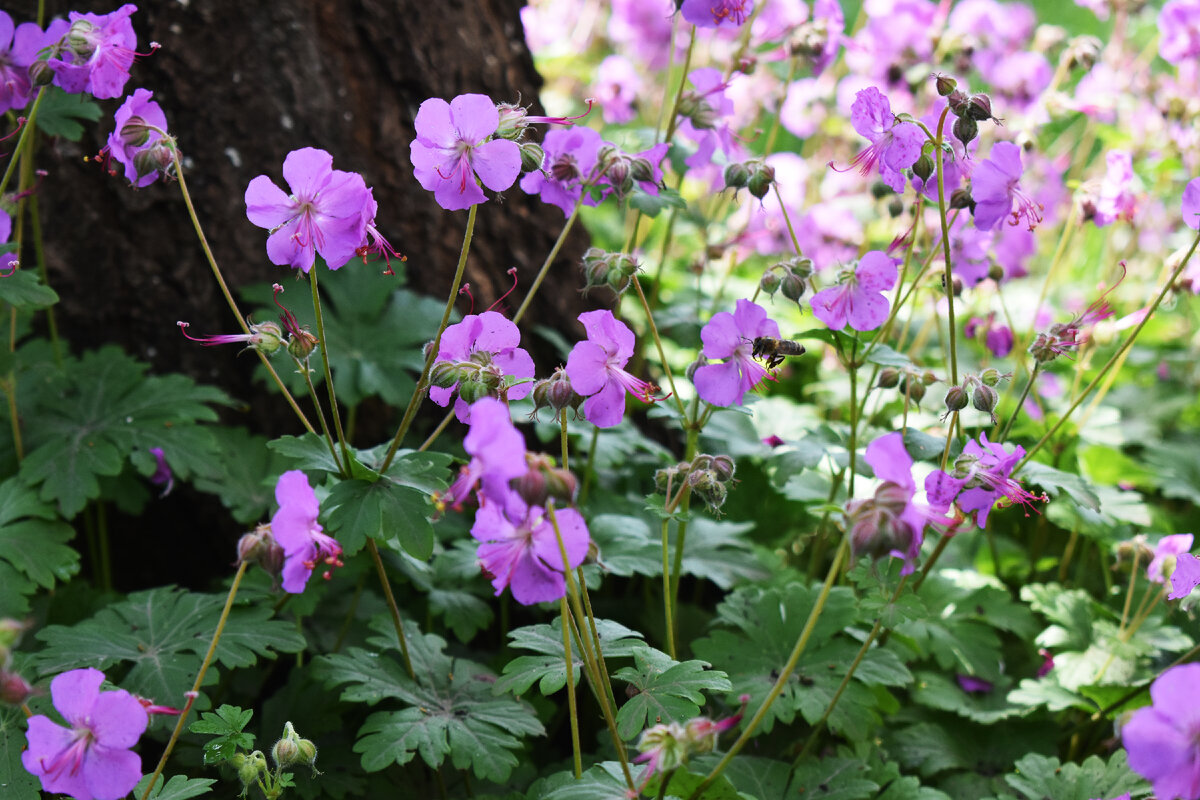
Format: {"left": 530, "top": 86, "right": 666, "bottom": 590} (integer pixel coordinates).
{"left": 2, "top": 0, "right": 1200, "bottom": 798}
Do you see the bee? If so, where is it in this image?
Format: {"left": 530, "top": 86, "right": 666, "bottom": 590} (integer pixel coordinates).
{"left": 750, "top": 337, "right": 806, "bottom": 370}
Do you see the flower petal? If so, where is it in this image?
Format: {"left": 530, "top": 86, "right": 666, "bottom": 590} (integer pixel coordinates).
{"left": 89, "top": 690, "right": 148, "bottom": 748}
{"left": 450, "top": 93, "right": 501, "bottom": 144}
{"left": 471, "top": 138, "right": 522, "bottom": 192}
{"left": 82, "top": 744, "right": 144, "bottom": 800}
{"left": 51, "top": 667, "right": 104, "bottom": 723}
{"left": 281, "top": 147, "right": 334, "bottom": 201}
{"left": 582, "top": 378, "right": 627, "bottom": 428}
{"left": 694, "top": 358, "right": 745, "bottom": 407}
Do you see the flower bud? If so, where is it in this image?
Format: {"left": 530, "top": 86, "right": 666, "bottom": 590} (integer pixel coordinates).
{"left": 887, "top": 197, "right": 904, "bottom": 218}
{"left": 519, "top": 141, "right": 545, "bottom": 172}
{"left": 947, "top": 89, "right": 970, "bottom": 118}
{"left": 0, "top": 619, "right": 29, "bottom": 653}
{"left": 966, "top": 93, "right": 994, "bottom": 122}
{"left": 456, "top": 372, "right": 491, "bottom": 404}
{"left": 636, "top": 723, "right": 689, "bottom": 774}
{"left": 912, "top": 153, "right": 934, "bottom": 182}
{"left": 979, "top": 367, "right": 1002, "bottom": 387}
{"left": 533, "top": 368, "right": 582, "bottom": 416}
{"left": 935, "top": 74, "right": 958, "bottom": 97}
{"left": 952, "top": 115, "right": 978, "bottom": 146}
{"left": 494, "top": 102, "right": 528, "bottom": 141}
{"left": 988, "top": 263, "right": 1005, "bottom": 282}
{"left": 430, "top": 360, "right": 463, "bottom": 389}
{"left": 237, "top": 751, "right": 268, "bottom": 786}
{"left": 870, "top": 369, "right": 896, "bottom": 391}
{"left": 711, "top": 455, "right": 735, "bottom": 482}
{"left": 237, "top": 524, "right": 285, "bottom": 577}
{"left": 297, "top": 739, "right": 320, "bottom": 773}
{"left": 133, "top": 143, "right": 175, "bottom": 182}
{"left": 685, "top": 355, "right": 708, "bottom": 382}
{"left": 724, "top": 162, "right": 751, "bottom": 189}
{"left": 29, "top": 60, "right": 53, "bottom": 87}
{"left": 66, "top": 20, "right": 97, "bottom": 54}
{"left": 780, "top": 272, "right": 807, "bottom": 302}
{"left": 759, "top": 269, "right": 781, "bottom": 296}
{"left": 120, "top": 116, "right": 152, "bottom": 147}
{"left": 747, "top": 163, "right": 775, "bottom": 200}
{"left": 870, "top": 181, "right": 892, "bottom": 199}
{"left": 922, "top": 371, "right": 937, "bottom": 386}
{"left": 630, "top": 157, "right": 656, "bottom": 184}
{"left": 0, "top": 669, "right": 33, "bottom": 705}
{"left": 1028, "top": 332, "right": 1058, "bottom": 364}
{"left": 971, "top": 383, "right": 998, "bottom": 420}
{"left": 1065, "top": 35, "right": 1102, "bottom": 71}
{"left": 949, "top": 187, "right": 975, "bottom": 211}
{"left": 944, "top": 384, "right": 969, "bottom": 414}
{"left": 273, "top": 722, "right": 303, "bottom": 767}
{"left": 287, "top": 327, "right": 319, "bottom": 360}
{"left": 899, "top": 375, "right": 926, "bottom": 405}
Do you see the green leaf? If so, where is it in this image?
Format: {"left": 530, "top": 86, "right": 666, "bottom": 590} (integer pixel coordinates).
{"left": 0, "top": 476, "right": 79, "bottom": 592}
{"left": 629, "top": 186, "right": 687, "bottom": 217}
{"left": 0, "top": 704, "right": 40, "bottom": 800}
{"left": 864, "top": 344, "right": 913, "bottom": 369}
{"left": 34, "top": 86, "right": 102, "bottom": 139}
{"left": 268, "top": 434, "right": 344, "bottom": 477}
{"left": 189, "top": 705, "right": 255, "bottom": 765}
{"left": 790, "top": 756, "right": 879, "bottom": 800}
{"left": 642, "top": 769, "right": 741, "bottom": 800}
{"left": 1020, "top": 461, "right": 1101, "bottom": 512}
{"left": 495, "top": 618, "right": 645, "bottom": 696}
{"left": 133, "top": 774, "right": 217, "bottom": 800}
{"left": 18, "top": 346, "right": 227, "bottom": 517}
{"left": 1001, "top": 751, "right": 1145, "bottom": 800}
{"left": 716, "top": 755, "right": 793, "bottom": 800}
{"left": 192, "top": 428, "right": 289, "bottom": 524}
{"left": 910, "top": 671, "right": 1024, "bottom": 723}
{"left": 612, "top": 646, "right": 732, "bottom": 739}
{"left": 540, "top": 762, "right": 629, "bottom": 800}
{"left": 316, "top": 633, "right": 543, "bottom": 782}
{"left": 0, "top": 270, "right": 59, "bottom": 310}
{"left": 325, "top": 477, "right": 434, "bottom": 559}
{"left": 903, "top": 430, "right": 947, "bottom": 463}
{"left": 34, "top": 587, "right": 304, "bottom": 704}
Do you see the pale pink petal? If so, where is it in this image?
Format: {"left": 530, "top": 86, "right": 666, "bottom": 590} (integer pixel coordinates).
{"left": 413, "top": 98, "right": 457, "bottom": 148}
{"left": 281, "top": 147, "right": 333, "bottom": 200}
{"left": 51, "top": 668, "right": 104, "bottom": 723}
{"left": 449, "top": 93, "right": 501, "bottom": 143}
{"left": 89, "top": 691, "right": 148, "bottom": 748}
{"left": 845, "top": 289, "right": 889, "bottom": 331}
{"left": 472, "top": 139, "right": 521, "bottom": 192}
{"left": 82, "top": 744, "right": 143, "bottom": 800}
{"left": 565, "top": 340, "right": 612, "bottom": 395}
{"left": 700, "top": 312, "right": 740, "bottom": 360}
{"left": 856, "top": 251, "right": 899, "bottom": 292}
{"left": 582, "top": 379, "right": 627, "bottom": 428}
{"left": 245, "top": 176, "right": 295, "bottom": 229}
{"left": 811, "top": 285, "right": 850, "bottom": 330}
{"left": 694, "top": 359, "right": 744, "bottom": 407}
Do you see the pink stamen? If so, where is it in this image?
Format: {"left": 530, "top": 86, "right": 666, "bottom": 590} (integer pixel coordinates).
{"left": 487, "top": 268, "right": 520, "bottom": 312}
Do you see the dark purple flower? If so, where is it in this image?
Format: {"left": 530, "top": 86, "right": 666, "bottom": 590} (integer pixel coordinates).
{"left": 972, "top": 142, "right": 1043, "bottom": 231}
{"left": 105, "top": 88, "right": 169, "bottom": 187}
{"left": 925, "top": 433, "right": 1042, "bottom": 528}
{"left": 956, "top": 674, "right": 993, "bottom": 693}
{"left": 1169, "top": 553, "right": 1200, "bottom": 601}
{"left": 565, "top": 310, "right": 657, "bottom": 428}
{"left": 148, "top": 447, "right": 173, "bottom": 497}
{"left": 1183, "top": 177, "right": 1200, "bottom": 230}
{"left": 964, "top": 313, "right": 1013, "bottom": 358}
{"left": 472, "top": 492, "right": 589, "bottom": 605}
{"left": 811, "top": 250, "right": 898, "bottom": 332}
{"left": 438, "top": 397, "right": 528, "bottom": 510}
{"left": 839, "top": 86, "right": 924, "bottom": 193}
{"left": 22, "top": 667, "right": 148, "bottom": 800}
{"left": 1122, "top": 663, "right": 1200, "bottom": 800}
{"left": 0, "top": 12, "right": 43, "bottom": 113}
{"left": 680, "top": 0, "right": 754, "bottom": 27}
{"left": 271, "top": 470, "right": 343, "bottom": 593}
{"left": 245, "top": 147, "right": 372, "bottom": 272}
{"left": 430, "top": 311, "right": 535, "bottom": 423}
{"left": 1159, "top": 0, "right": 1200, "bottom": 65}
{"left": 693, "top": 299, "right": 781, "bottom": 407}
{"left": 46, "top": 4, "right": 141, "bottom": 100}
{"left": 409, "top": 93, "right": 521, "bottom": 211}
{"left": 519, "top": 126, "right": 603, "bottom": 217}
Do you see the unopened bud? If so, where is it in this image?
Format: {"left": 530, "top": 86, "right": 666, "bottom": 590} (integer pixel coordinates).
{"left": 877, "top": 367, "right": 900, "bottom": 389}
{"left": 494, "top": 102, "right": 528, "bottom": 141}
{"left": 899, "top": 376, "right": 926, "bottom": 405}
{"left": 120, "top": 116, "right": 151, "bottom": 147}
{"left": 711, "top": 455, "right": 735, "bottom": 482}
{"left": 747, "top": 163, "right": 775, "bottom": 200}
{"left": 287, "top": 328, "right": 319, "bottom": 360}
{"left": 780, "top": 272, "right": 806, "bottom": 302}
{"left": 950, "top": 187, "right": 975, "bottom": 211}
{"left": 456, "top": 372, "right": 491, "bottom": 404}
{"left": 0, "top": 670, "right": 33, "bottom": 705}
{"left": 519, "top": 141, "right": 545, "bottom": 172}
{"left": 922, "top": 371, "right": 937, "bottom": 386}
{"left": 724, "top": 162, "right": 751, "bottom": 189}
{"left": 912, "top": 153, "right": 934, "bottom": 182}
{"left": 935, "top": 74, "right": 958, "bottom": 97}
{"left": 759, "top": 269, "right": 781, "bottom": 296}
{"left": 947, "top": 89, "right": 970, "bottom": 118}
{"left": 686, "top": 356, "right": 708, "bottom": 382}
{"left": 297, "top": 739, "right": 319, "bottom": 773}
{"left": 988, "top": 263, "right": 1005, "bottom": 282}
{"left": 430, "top": 360, "right": 462, "bottom": 389}
{"left": 29, "top": 60, "right": 53, "bottom": 87}
{"left": 972, "top": 384, "right": 998, "bottom": 420}
{"left": 629, "top": 157, "right": 655, "bottom": 184}
{"left": 273, "top": 737, "right": 300, "bottom": 767}
{"left": 944, "top": 384, "right": 969, "bottom": 413}
{"left": 979, "top": 368, "right": 1002, "bottom": 387}
{"left": 967, "top": 93, "right": 994, "bottom": 122}
{"left": 953, "top": 115, "right": 978, "bottom": 146}
{"left": 133, "top": 143, "right": 174, "bottom": 181}
{"left": 237, "top": 751, "right": 268, "bottom": 786}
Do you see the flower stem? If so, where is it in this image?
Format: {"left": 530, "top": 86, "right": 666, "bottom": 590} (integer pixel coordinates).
{"left": 661, "top": 517, "right": 677, "bottom": 660}
{"left": 687, "top": 540, "right": 850, "bottom": 800}
{"left": 308, "top": 269, "right": 352, "bottom": 467}
{"left": 578, "top": 426, "right": 600, "bottom": 505}
{"left": 1015, "top": 228, "right": 1200, "bottom": 474}
{"left": 295, "top": 354, "right": 345, "bottom": 474}
{"left": 381, "top": 204, "right": 477, "bottom": 473}
{"left": 996, "top": 363, "right": 1039, "bottom": 443}
{"left": 772, "top": 182, "right": 804, "bottom": 257}
{"left": 560, "top": 595, "right": 582, "bottom": 779}
{"left": 630, "top": 275, "right": 687, "bottom": 418}
{"left": 139, "top": 560, "right": 248, "bottom": 800}
{"left": 171, "top": 150, "right": 314, "bottom": 434}
{"left": 932, "top": 108, "right": 958, "bottom": 386}
{"left": 367, "top": 538, "right": 415, "bottom": 679}
{"left": 0, "top": 90, "right": 43, "bottom": 199}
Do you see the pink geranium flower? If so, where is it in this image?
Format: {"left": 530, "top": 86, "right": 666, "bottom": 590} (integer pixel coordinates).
{"left": 1182, "top": 177, "right": 1200, "bottom": 230}
{"left": 245, "top": 147, "right": 372, "bottom": 272}
{"left": 270, "top": 470, "right": 343, "bottom": 593}
{"left": 693, "top": 299, "right": 781, "bottom": 407}
{"left": 45, "top": 4, "right": 142, "bottom": 100}
{"left": 972, "top": 141, "right": 1043, "bottom": 231}
{"left": 22, "top": 667, "right": 148, "bottom": 800}
{"left": 438, "top": 397, "right": 528, "bottom": 511}
{"left": 430, "top": 311, "right": 535, "bottom": 423}
{"left": 840, "top": 86, "right": 924, "bottom": 193}
{"left": 0, "top": 11, "right": 44, "bottom": 112}
{"left": 409, "top": 93, "right": 521, "bottom": 211}
{"left": 810, "top": 250, "right": 898, "bottom": 332}
{"left": 1148, "top": 534, "right": 1194, "bottom": 584}
{"left": 1122, "top": 663, "right": 1200, "bottom": 800}
{"left": 565, "top": 310, "right": 659, "bottom": 428}
{"left": 1169, "top": 553, "right": 1200, "bottom": 600}
{"left": 105, "top": 88, "right": 169, "bottom": 187}
{"left": 925, "top": 433, "right": 1042, "bottom": 528}
{"left": 680, "top": 0, "right": 754, "bottom": 27}
{"left": 472, "top": 491, "right": 590, "bottom": 605}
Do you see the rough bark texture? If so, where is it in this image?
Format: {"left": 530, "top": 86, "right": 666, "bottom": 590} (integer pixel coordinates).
{"left": 9, "top": 0, "right": 591, "bottom": 588}
{"left": 13, "top": 0, "right": 588, "bottom": 432}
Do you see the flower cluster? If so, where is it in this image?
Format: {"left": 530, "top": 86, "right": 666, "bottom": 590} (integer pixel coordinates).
{"left": 926, "top": 433, "right": 1044, "bottom": 529}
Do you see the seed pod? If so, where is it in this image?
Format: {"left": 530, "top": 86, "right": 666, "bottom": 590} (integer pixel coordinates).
{"left": 935, "top": 74, "right": 958, "bottom": 97}
{"left": 944, "top": 384, "right": 969, "bottom": 413}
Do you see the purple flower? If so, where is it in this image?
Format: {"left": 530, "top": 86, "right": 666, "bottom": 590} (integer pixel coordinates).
{"left": 21, "top": 667, "right": 148, "bottom": 800}
{"left": 956, "top": 674, "right": 993, "bottom": 694}
{"left": 680, "top": 0, "right": 754, "bottom": 27}
{"left": 1148, "top": 534, "right": 1194, "bottom": 584}
{"left": 693, "top": 300, "right": 781, "bottom": 407}
{"left": 608, "top": 0, "right": 677, "bottom": 70}
{"left": 677, "top": 68, "right": 741, "bottom": 170}
{"left": 1159, "top": 0, "right": 1200, "bottom": 65}
{"left": 46, "top": 4, "right": 141, "bottom": 100}
{"left": 925, "top": 433, "right": 1042, "bottom": 528}
{"left": 0, "top": 12, "right": 43, "bottom": 113}
{"left": 270, "top": 470, "right": 343, "bottom": 593}
{"left": 245, "top": 147, "right": 372, "bottom": 273}
{"left": 438, "top": 397, "right": 528, "bottom": 510}
{"left": 839, "top": 86, "right": 924, "bottom": 193}
{"left": 519, "top": 126, "right": 603, "bottom": 217}
{"left": 1122, "top": 663, "right": 1200, "bottom": 800}
{"left": 811, "top": 251, "right": 898, "bottom": 332}
{"left": 148, "top": 447, "right": 173, "bottom": 497}
{"left": 594, "top": 55, "right": 641, "bottom": 125}
{"left": 430, "top": 311, "right": 535, "bottom": 422}
{"left": 811, "top": 0, "right": 844, "bottom": 75}
{"left": 105, "top": 88, "right": 169, "bottom": 187}
{"left": 565, "top": 310, "right": 657, "bottom": 428}
{"left": 1183, "top": 177, "right": 1200, "bottom": 230}
{"left": 846, "top": 432, "right": 934, "bottom": 573}
{"left": 472, "top": 492, "right": 589, "bottom": 605}
{"left": 409, "top": 93, "right": 521, "bottom": 211}
{"left": 964, "top": 313, "right": 1013, "bottom": 357}
{"left": 1093, "top": 150, "right": 1138, "bottom": 227}
{"left": 972, "top": 142, "right": 1043, "bottom": 231}
{"left": 1169, "top": 553, "right": 1200, "bottom": 601}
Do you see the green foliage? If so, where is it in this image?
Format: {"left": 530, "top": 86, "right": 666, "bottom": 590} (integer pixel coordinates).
{"left": 0, "top": 704, "right": 39, "bottom": 800}
{"left": 34, "top": 86, "right": 102, "bottom": 139}
{"left": 132, "top": 775, "right": 217, "bottom": 800}
{"left": 17, "top": 346, "right": 227, "bottom": 517}
{"left": 998, "top": 751, "right": 1147, "bottom": 800}
{"left": 0, "top": 476, "right": 79, "bottom": 615}
{"left": 34, "top": 586, "right": 305, "bottom": 704}
{"left": 495, "top": 618, "right": 645, "bottom": 696}
{"left": 611, "top": 645, "right": 732, "bottom": 739}
{"left": 0, "top": 270, "right": 59, "bottom": 310}
{"left": 189, "top": 704, "right": 256, "bottom": 765}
